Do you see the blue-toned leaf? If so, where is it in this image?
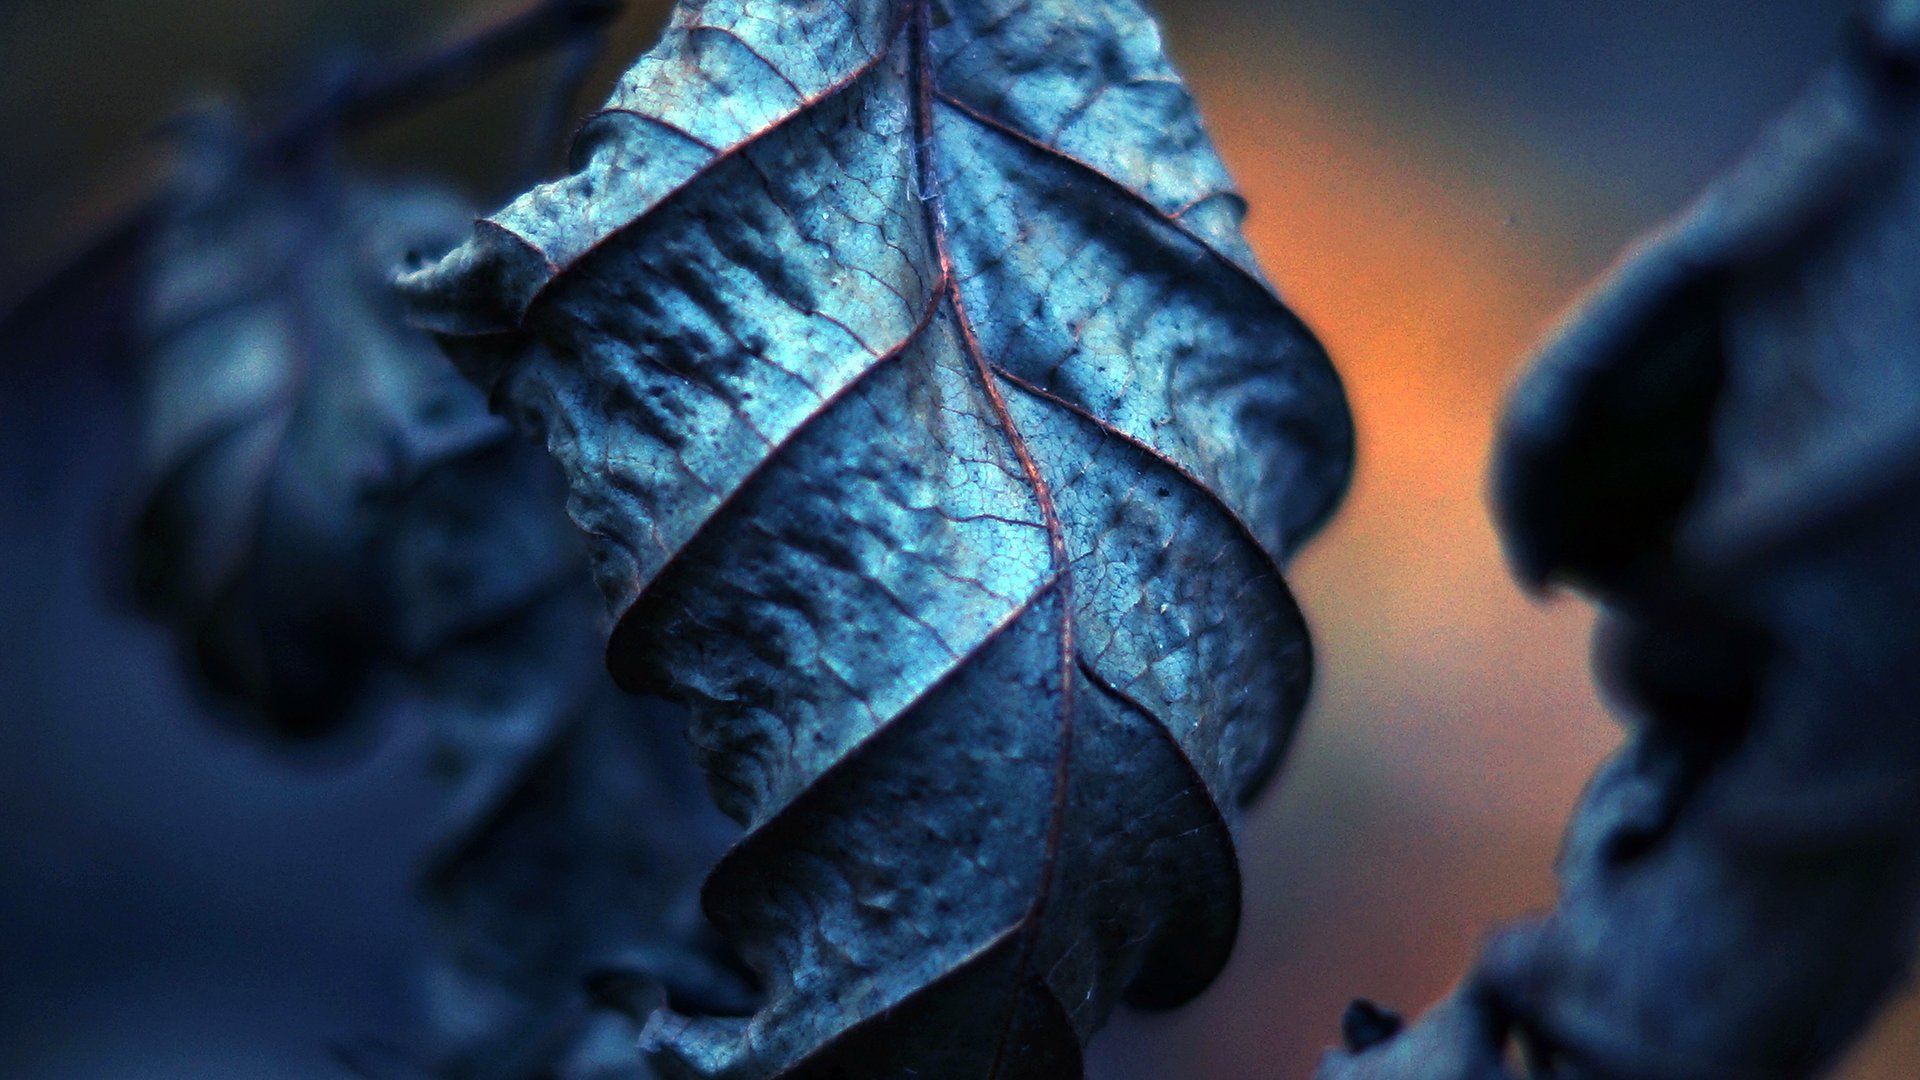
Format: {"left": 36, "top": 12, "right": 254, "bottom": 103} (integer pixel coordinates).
{"left": 1324, "top": 7, "right": 1920, "bottom": 1078}
{"left": 400, "top": 2, "right": 1353, "bottom": 1076}
{"left": 1496, "top": 0, "right": 1920, "bottom": 594}
{"left": 121, "top": 117, "right": 747, "bottom": 1077}
{"left": 128, "top": 112, "right": 550, "bottom": 736}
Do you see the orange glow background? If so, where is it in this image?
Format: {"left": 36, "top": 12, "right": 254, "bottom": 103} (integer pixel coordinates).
{"left": 2, "top": 1, "right": 1917, "bottom": 1076}
{"left": 1090, "top": 14, "right": 1920, "bottom": 1080}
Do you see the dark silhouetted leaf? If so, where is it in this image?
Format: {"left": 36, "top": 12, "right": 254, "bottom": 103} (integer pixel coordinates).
{"left": 119, "top": 115, "right": 747, "bottom": 1077}
{"left": 1322, "top": 6, "right": 1920, "bottom": 1078}
{"left": 400, "top": 2, "right": 1353, "bottom": 1076}
{"left": 128, "top": 109, "right": 533, "bottom": 737}
{"left": 1497, "top": 0, "right": 1920, "bottom": 594}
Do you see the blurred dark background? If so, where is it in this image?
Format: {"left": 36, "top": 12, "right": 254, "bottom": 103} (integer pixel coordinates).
{"left": 2, "top": 1, "right": 1912, "bottom": 1077}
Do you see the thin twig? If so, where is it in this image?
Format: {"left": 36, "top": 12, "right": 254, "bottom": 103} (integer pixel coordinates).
{"left": 262, "top": 0, "right": 625, "bottom": 159}
{"left": 0, "top": 0, "right": 627, "bottom": 341}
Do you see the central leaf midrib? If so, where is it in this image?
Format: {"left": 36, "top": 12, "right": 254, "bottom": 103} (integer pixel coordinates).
{"left": 611, "top": 1, "right": 1275, "bottom": 1067}
{"left": 908, "top": 3, "right": 1077, "bottom": 1076}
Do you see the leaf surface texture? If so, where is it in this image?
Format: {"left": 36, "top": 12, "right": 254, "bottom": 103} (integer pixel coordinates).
{"left": 402, "top": 2, "right": 1353, "bottom": 1076}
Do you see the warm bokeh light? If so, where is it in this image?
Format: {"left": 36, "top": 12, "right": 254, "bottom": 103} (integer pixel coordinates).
{"left": 1088, "top": 41, "right": 1618, "bottom": 1079}
{"left": 1087, "top": 20, "right": 1920, "bottom": 1080}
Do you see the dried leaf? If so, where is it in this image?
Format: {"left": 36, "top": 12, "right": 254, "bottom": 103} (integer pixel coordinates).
{"left": 400, "top": 2, "right": 1353, "bottom": 1076}
{"left": 128, "top": 109, "right": 550, "bottom": 737}
{"left": 122, "top": 116, "right": 747, "bottom": 1077}
{"left": 407, "top": 550, "right": 754, "bottom": 1080}
{"left": 419, "top": 650, "right": 756, "bottom": 1080}
{"left": 1324, "top": 6, "right": 1920, "bottom": 1078}
{"left": 1496, "top": 1, "right": 1920, "bottom": 593}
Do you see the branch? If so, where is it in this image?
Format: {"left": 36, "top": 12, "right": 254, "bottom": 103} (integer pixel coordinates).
{"left": 262, "top": 0, "right": 624, "bottom": 158}
{"left": 0, "top": 0, "right": 626, "bottom": 353}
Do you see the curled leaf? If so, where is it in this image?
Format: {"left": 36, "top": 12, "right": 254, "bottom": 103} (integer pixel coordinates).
{"left": 401, "top": 1, "right": 1353, "bottom": 1075}
{"left": 122, "top": 116, "right": 746, "bottom": 1076}
{"left": 1496, "top": 0, "right": 1920, "bottom": 593}
{"left": 419, "top": 637, "right": 755, "bottom": 1080}
{"left": 129, "top": 110, "right": 539, "bottom": 737}
{"left": 1327, "top": 5, "right": 1920, "bottom": 1077}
